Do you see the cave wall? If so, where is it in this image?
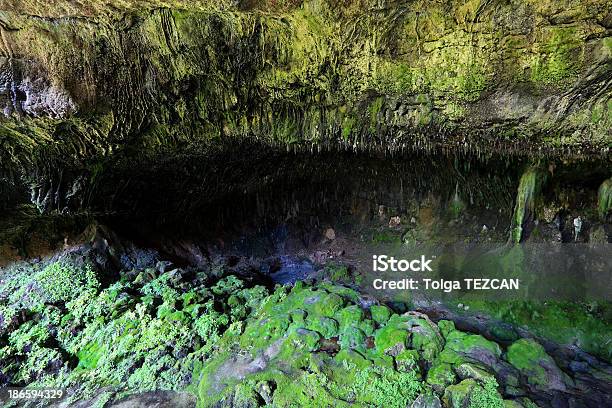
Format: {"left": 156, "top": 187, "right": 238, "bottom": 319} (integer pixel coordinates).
{"left": 0, "top": 0, "right": 610, "bottom": 212}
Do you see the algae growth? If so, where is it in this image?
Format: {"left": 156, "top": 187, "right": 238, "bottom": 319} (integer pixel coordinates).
{"left": 0, "top": 0, "right": 610, "bottom": 407}
{"left": 0, "top": 251, "right": 538, "bottom": 407}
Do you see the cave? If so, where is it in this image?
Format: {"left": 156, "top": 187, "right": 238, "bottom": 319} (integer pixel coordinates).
{"left": 0, "top": 1, "right": 611, "bottom": 407}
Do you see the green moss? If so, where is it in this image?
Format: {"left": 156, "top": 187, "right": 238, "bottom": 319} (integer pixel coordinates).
{"left": 368, "top": 97, "right": 385, "bottom": 132}
{"left": 469, "top": 378, "right": 505, "bottom": 408}
{"left": 195, "top": 282, "right": 437, "bottom": 406}
{"left": 597, "top": 178, "right": 612, "bottom": 220}
{"left": 443, "top": 101, "right": 467, "bottom": 121}
{"left": 305, "top": 315, "right": 338, "bottom": 338}
{"left": 444, "top": 330, "right": 501, "bottom": 359}
{"left": 199, "top": 338, "right": 422, "bottom": 407}
{"left": 406, "top": 316, "right": 444, "bottom": 362}
{"left": 450, "top": 184, "right": 466, "bottom": 218}
{"left": 511, "top": 166, "right": 548, "bottom": 242}
{"left": 419, "top": 47, "right": 489, "bottom": 102}
{"left": 334, "top": 349, "right": 372, "bottom": 369}
{"left": 506, "top": 339, "right": 553, "bottom": 387}
{"left": 0, "top": 0, "right": 607, "bottom": 191}
{"left": 312, "top": 293, "right": 345, "bottom": 317}
{"left": 239, "top": 285, "right": 349, "bottom": 351}
{"left": 194, "top": 302, "right": 229, "bottom": 341}
{"left": 324, "top": 263, "right": 351, "bottom": 282}
{"left": 441, "top": 376, "right": 504, "bottom": 407}
{"left": 240, "top": 312, "right": 291, "bottom": 349}
{"left": 0, "top": 266, "right": 268, "bottom": 403}
{"left": 0, "top": 246, "right": 600, "bottom": 406}
{"left": 342, "top": 115, "right": 357, "bottom": 141}
{"left": 395, "top": 349, "right": 420, "bottom": 373}
{"left": 372, "top": 60, "right": 415, "bottom": 94}
{"left": 530, "top": 27, "right": 583, "bottom": 86}
{"left": 426, "top": 360, "right": 457, "bottom": 391}
{"left": 506, "top": 338, "right": 572, "bottom": 391}
{"left": 438, "top": 347, "right": 465, "bottom": 365}
{"left": 443, "top": 378, "right": 478, "bottom": 408}
{"left": 336, "top": 305, "right": 363, "bottom": 330}
{"left": 370, "top": 305, "right": 392, "bottom": 326}
{"left": 437, "top": 320, "right": 456, "bottom": 339}
{"left": 37, "top": 261, "right": 99, "bottom": 304}
{"left": 374, "top": 324, "right": 409, "bottom": 354}
{"left": 339, "top": 326, "right": 367, "bottom": 352}
{"left": 464, "top": 300, "right": 612, "bottom": 360}
{"left": 77, "top": 341, "right": 106, "bottom": 370}
{"left": 455, "top": 363, "right": 495, "bottom": 384}
{"left": 283, "top": 328, "right": 321, "bottom": 353}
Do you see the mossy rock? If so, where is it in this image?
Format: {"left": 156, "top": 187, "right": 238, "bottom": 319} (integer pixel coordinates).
{"left": 437, "top": 320, "right": 456, "bottom": 339}
{"left": 376, "top": 312, "right": 444, "bottom": 361}
{"left": 438, "top": 348, "right": 466, "bottom": 365}
{"left": 488, "top": 323, "right": 519, "bottom": 343}
{"left": 441, "top": 377, "right": 506, "bottom": 408}
{"left": 454, "top": 362, "right": 496, "bottom": 384}
{"left": 335, "top": 305, "right": 363, "bottom": 330}
{"left": 228, "top": 383, "right": 263, "bottom": 408}
{"left": 240, "top": 314, "right": 291, "bottom": 350}
{"left": 426, "top": 360, "right": 457, "bottom": 393}
{"left": 444, "top": 330, "right": 502, "bottom": 367}
{"left": 305, "top": 315, "right": 339, "bottom": 338}
{"left": 357, "top": 319, "right": 375, "bottom": 336}
{"left": 339, "top": 326, "right": 367, "bottom": 352}
{"left": 284, "top": 328, "right": 321, "bottom": 353}
{"left": 370, "top": 305, "right": 392, "bottom": 326}
{"left": 506, "top": 338, "right": 571, "bottom": 392}
{"left": 374, "top": 325, "right": 409, "bottom": 356}
{"left": 289, "top": 309, "right": 307, "bottom": 326}
{"left": 240, "top": 285, "right": 348, "bottom": 350}
{"left": 334, "top": 349, "right": 372, "bottom": 370}
{"left": 403, "top": 313, "right": 444, "bottom": 362}
{"left": 411, "top": 393, "right": 442, "bottom": 408}
{"left": 395, "top": 349, "right": 421, "bottom": 373}
{"left": 309, "top": 293, "right": 345, "bottom": 318}
{"left": 442, "top": 378, "right": 478, "bottom": 408}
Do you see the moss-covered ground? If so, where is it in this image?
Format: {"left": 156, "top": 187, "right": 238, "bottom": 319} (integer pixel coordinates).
{"left": 1, "top": 244, "right": 599, "bottom": 407}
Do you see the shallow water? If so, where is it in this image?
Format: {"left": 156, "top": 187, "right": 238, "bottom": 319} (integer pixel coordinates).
{"left": 267, "top": 255, "right": 316, "bottom": 284}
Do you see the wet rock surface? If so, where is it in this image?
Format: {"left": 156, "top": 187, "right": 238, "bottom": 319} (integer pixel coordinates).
{"left": 0, "top": 1, "right": 609, "bottom": 407}
{"left": 0, "top": 226, "right": 609, "bottom": 407}
{"left": 0, "top": 0, "right": 610, "bottom": 220}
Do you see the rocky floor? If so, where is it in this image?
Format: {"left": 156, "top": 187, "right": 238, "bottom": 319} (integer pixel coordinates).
{"left": 0, "top": 224, "right": 610, "bottom": 408}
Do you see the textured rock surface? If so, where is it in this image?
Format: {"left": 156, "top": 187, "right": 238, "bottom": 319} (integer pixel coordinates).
{"left": 0, "top": 224, "right": 610, "bottom": 407}
{"left": 0, "top": 0, "right": 610, "bottom": 214}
